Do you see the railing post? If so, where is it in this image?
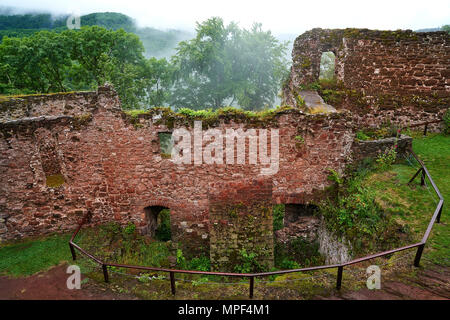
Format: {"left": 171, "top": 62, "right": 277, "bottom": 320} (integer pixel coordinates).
{"left": 408, "top": 168, "right": 423, "bottom": 185}
{"left": 436, "top": 205, "right": 442, "bottom": 224}
{"left": 249, "top": 276, "right": 254, "bottom": 299}
{"left": 69, "top": 243, "right": 76, "bottom": 261}
{"left": 170, "top": 272, "right": 176, "bottom": 295}
{"left": 102, "top": 264, "right": 109, "bottom": 283}
{"left": 421, "top": 169, "right": 426, "bottom": 186}
{"left": 414, "top": 244, "right": 425, "bottom": 267}
{"left": 336, "top": 266, "right": 343, "bottom": 290}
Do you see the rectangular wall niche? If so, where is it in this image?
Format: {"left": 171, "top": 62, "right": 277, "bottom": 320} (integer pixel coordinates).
{"left": 158, "top": 132, "right": 173, "bottom": 158}
{"left": 208, "top": 178, "right": 274, "bottom": 272}
{"left": 35, "top": 129, "right": 65, "bottom": 188}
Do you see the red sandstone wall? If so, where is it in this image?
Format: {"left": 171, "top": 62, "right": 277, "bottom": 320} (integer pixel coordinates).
{"left": 0, "top": 88, "right": 355, "bottom": 252}
{"left": 283, "top": 28, "right": 449, "bottom": 124}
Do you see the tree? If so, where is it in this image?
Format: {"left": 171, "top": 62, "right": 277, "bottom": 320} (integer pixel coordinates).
{"left": 143, "top": 57, "right": 174, "bottom": 107}
{"left": 231, "top": 23, "right": 289, "bottom": 110}
{"left": 171, "top": 17, "right": 234, "bottom": 110}
{"left": 170, "top": 17, "right": 288, "bottom": 110}
{"left": 0, "top": 31, "right": 72, "bottom": 93}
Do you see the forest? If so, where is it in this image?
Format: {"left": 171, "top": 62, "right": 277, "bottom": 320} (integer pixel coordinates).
{"left": 0, "top": 12, "right": 290, "bottom": 111}
{"left": 1, "top": 11, "right": 448, "bottom": 111}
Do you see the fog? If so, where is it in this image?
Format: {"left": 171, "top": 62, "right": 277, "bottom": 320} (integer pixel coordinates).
{"left": 1, "top": 0, "right": 449, "bottom": 34}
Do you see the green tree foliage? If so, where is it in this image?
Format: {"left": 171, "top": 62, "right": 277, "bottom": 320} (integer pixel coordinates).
{"left": 442, "top": 25, "right": 450, "bottom": 34}
{"left": 0, "top": 31, "right": 71, "bottom": 93}
{"left": 0, "top": 13, "right": 289, "bottom": 111}
{"left": 0, "top": 26, "right": 172, "bottom": 109}
{"left": 319, "top": 51, "right": 335, "bottom": 80}
{"left": 171, "top": 17, "right": 288, "bottom": 110}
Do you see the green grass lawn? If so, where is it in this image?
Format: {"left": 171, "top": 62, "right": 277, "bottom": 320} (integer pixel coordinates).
{"left": 0, "top": 233, "right": 72, "bottom": 277}
{"left": 364, "top": 133, "right": 449, "bottom": 265}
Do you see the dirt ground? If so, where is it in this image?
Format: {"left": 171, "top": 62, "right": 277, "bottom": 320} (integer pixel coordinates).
{"left": 0, "top": 263, "right": 136, "bottom": 300}
{"left": 0, "top": 262, "right": 448, "bottom": 300}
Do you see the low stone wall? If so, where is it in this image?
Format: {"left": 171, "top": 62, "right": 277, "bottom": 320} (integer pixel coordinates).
{"left": 318, "top": 221, "right": 353, "bottom": 264}
{"left": 352, "top": 134, "right": 413, "bottom": 163}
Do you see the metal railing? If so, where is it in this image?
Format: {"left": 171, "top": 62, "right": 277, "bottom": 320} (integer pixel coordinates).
{"left": 68, "top": 150, "right": 444, "bottom": 299}
{"left": 404, "top": 119, "right": 443, "bottom": 136}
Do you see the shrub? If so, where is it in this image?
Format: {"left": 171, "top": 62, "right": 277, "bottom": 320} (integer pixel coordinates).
{"left": 123, "top": 222, "right": 136, "bottom": 235}
{"left": 376, "top": 146, "right": 397, "bottom": 171}
{"left": 234, "top": 249, "right": 266, "bottom": 273}
{"left": 188, "top": 256, "right": 211, "bottom": 271}
{"left": 155, "top": 209, "right": 171, "bottom": 241}
{"left": 273, "top": 204, "right": 285, "bottom": 231}
{"left": 355, "top": 130, "right": 370, "bottom": 141}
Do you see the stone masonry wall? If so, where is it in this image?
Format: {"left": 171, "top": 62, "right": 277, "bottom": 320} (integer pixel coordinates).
{"left": 283, "top": 28, "right": 450, "bottom": 128}
{"left": 208, "top": 178, "right": 273, "bottom": 272}
{"left": 0, "top": 86, "right": 357, "bottom": 262}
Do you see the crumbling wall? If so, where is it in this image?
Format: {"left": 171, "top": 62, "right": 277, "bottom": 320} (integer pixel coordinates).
{"left": 283, "top": 28, "right": 449, "bottom": 128}
{"left": 208, "top": 178, "right": 273, "bottom": 272}
{"left": 0, "top": 87, "right": 357, "bottom": 261}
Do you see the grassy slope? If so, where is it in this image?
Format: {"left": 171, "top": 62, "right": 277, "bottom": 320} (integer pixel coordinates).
{"left": 364, "top": 133, "right": 449, "bottom": 265}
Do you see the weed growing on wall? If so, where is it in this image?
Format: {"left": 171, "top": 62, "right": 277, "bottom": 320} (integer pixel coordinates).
{"left": 376, "top": 146, "right": 397, "bottom": 171}
{"left": 319, "top": 161, "right": 408, "bottom": 255}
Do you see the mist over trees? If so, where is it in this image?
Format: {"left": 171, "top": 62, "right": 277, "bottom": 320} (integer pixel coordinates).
{"left": 171, "top": 17, "right": 289, "bottom": 110}
{"left": 0, "top": 13, "right": 290, "bottom": 111}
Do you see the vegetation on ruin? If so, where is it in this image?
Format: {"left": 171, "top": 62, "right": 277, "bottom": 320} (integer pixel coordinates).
{"left": 444, "top": 109, "right": 450, "bottom": 135}
{"left": 354, "top": 121, "right": 401, "bottom": 141}
{"left": 45, "top": 174, "right": 65, "bottom": 188}
{"left": 124, "top": 104, "right": 296, "bottom": 129}
{"left": 297, "top": 78, "right": 449, "bottom": 112}
{"left": 319, "top": 132, "right": 449, "bottom": 263}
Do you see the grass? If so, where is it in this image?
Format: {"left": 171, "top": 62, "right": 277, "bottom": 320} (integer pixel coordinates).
{"left": 363, "top": 132, "right": 449, "bottom": 265}
{"left": 0, "top": 233, "right": 72, "bottom": 277}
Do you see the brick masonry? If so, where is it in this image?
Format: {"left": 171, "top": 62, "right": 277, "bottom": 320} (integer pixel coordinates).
{"left": 0, "top": 86, "right": 359, "bottom": 259}
{"left": 0, "top": 29, "right": 446, "bottom": 270}
{"left": 282, "top": 28, "right": 450, "bottom": 129}
{"left": 208, "top": 178, "right": 274, "bottom": 271}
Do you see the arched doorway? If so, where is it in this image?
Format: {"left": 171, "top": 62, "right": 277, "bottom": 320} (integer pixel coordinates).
{"left": 143, "top": 206, "right": 172, "bottom": 241}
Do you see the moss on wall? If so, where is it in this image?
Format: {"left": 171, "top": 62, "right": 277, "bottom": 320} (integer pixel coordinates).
{"left": 45, "top": 174, "right": 65, "bottom": 188}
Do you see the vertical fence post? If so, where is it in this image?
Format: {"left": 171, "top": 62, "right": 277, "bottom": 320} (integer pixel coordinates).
{"left": 336, "top": 266, "right": 343, "bottom": 290}
{"left": 414, "top": 244, "right": 425, "bottom": 267}
{"left": 408, "top": 168, "right": 423, "bottom": 185}
{"left": 102, "top": 264, "right": 109, "bottom": 283}
{"left": 423, "top": 123, "right": 428, "bottom": 136}
{"left": 249, "top": 276, "right": 254, "bottom": 299}
{"left": 69, "top": 243, "right": 76, "bottom": 261}
{"left": 170, "top": 272, "right": 176, "bottom": 295}
{"left": 421, "top": 169, "right": 426, "bottom": 186}
{"left": 436, "top": 205, "right": 442, "bottom": 224}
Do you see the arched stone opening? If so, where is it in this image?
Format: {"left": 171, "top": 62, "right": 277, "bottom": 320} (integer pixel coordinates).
{"left": 143, "top": 205, "right": 172, "bottom": 241}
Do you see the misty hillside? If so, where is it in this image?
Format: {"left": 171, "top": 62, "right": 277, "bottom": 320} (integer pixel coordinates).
{"left": 0, "top": 11, "right": 193, "bottom": 58}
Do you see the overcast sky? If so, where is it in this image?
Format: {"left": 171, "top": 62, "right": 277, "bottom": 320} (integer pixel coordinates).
{"left": 1, "top": 0, "right": 449, "bottom": 34}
